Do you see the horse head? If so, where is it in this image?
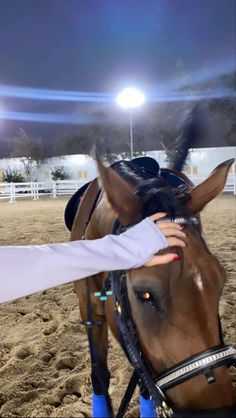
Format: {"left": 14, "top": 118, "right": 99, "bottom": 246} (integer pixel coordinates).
{"left": 96, "top": 156, "right": 235, "bottom": 412}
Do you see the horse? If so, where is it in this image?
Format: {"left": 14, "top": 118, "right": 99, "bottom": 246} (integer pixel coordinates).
{"left": 67, "top": 114, "right": 236, "bottom": 417}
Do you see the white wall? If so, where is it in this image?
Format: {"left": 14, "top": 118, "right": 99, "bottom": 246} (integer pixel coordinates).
{"left": 0, "top": 147, "right": 235, "bottom": 183}
{"left": 147, "top": 146, "right": 236, "bottom": 179}
{"left": 185, "top": 147, "right": 236, "bottom": 177}
{"left": 0, "top": 154, "right": 97, "bottom": 182}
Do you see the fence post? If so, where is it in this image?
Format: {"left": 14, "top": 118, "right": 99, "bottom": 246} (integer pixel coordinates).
{"left": 31, "top": 182, "right": 34, "bottom": 200}
{"left": 52, "top": 182, "right": 57, "bottom": 198}
{"left": 33, "top": 182, "right": 38, "bottom": 200}
{"left": 33, "top": 182, "right": 36, "bottom": 200}
{"left": 4, "top": 179, "right": 82, "bottom": 202}
{"left": 10, "top": 182, "right": 16, "bottom": 203}
{"left": 36, "top": 182, "right": 39, "bottom": 200}
{"left": 9, "top": 183, "right": 13, "bottom": 203}
{"left": 234, "top": 171, "right": 236, "bottom": 196}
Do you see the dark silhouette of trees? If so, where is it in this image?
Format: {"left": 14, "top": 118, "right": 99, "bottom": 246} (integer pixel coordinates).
{"left": 10, "top": 129, "right": 46, "bottom": 179}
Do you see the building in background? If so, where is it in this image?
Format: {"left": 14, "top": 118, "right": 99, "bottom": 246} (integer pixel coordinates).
{"left": 0, "top": 154, "right": 97, "bottom": 182}
{"left": 0, "top": 146, "right": 235, "bottom": 184}
{"left": 147, "top": 146, "right": 236, "bottom": 183}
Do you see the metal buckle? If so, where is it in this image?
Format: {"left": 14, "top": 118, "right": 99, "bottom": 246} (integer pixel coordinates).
{"left": 116, "top": 302, "right": 122, "bottom": 315}
{"left": 157, "top": 401, "right": 173, "bottom": 418}
{"left": 79, "top": 320, "right": 103, "bottom": 327}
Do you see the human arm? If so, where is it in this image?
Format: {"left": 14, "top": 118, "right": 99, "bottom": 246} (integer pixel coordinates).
{"left": 0, "top": 214, "right": 185, "bottom": 303}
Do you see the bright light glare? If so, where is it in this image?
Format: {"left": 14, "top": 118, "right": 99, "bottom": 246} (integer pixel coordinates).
{"left": 116, "top": 87, "right": 145, "bottom": 109}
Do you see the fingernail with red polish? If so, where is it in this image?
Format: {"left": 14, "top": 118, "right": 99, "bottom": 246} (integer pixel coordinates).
{"left": 173, "top": 255, "right": 181, "bottom": 262}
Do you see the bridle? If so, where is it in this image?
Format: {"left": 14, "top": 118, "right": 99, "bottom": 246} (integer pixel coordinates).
{"left": 110, "top": 216, "right": 236, "bottom": 418}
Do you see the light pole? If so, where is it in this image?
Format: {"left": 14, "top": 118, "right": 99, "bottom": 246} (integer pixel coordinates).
{"left": 116, "top": 87, "right": 145, "bottom": 159}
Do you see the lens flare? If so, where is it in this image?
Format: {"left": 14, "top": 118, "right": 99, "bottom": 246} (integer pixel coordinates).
{"left": 0, "top": 85, "right": 113, "bottom": 102}
{"left": 0, "top": 111, "right": 90, "bottom": 124}
{"left": 0, "top": 61, "right": 234, "bottom": 124}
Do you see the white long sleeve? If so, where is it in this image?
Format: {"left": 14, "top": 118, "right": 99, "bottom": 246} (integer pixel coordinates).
{"left": 0, "top": 218, "right": 167, "bottom": 303}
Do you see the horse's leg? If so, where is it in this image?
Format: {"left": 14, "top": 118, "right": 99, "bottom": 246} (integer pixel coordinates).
{"left": 90, "top": 321, "right": 113, "bottom": 418}
{"left": 74, "top": 278, "right": 113, "bottom": 418}
{"left": 104, "top": 298, "right": 157, "bottom": 418}
{"left": 140, "top": 387, "right": 157, "bottom": 418}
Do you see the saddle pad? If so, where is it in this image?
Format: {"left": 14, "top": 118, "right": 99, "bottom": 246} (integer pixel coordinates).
{"left": 64, "top": 181, "right": 91, "bottom": 231}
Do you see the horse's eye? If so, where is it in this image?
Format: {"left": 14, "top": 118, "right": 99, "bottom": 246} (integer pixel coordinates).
{"left": 135, "top": 290, "right": 155, "bottom": 306}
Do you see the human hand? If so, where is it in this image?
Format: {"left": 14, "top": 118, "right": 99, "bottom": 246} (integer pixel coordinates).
{"left": 144, "top": 212, "right": 186, "bottom": 267}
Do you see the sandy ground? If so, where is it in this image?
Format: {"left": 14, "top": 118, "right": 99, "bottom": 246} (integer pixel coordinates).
{"left": 0, "top": 195, "right": 235, "bottom": 417}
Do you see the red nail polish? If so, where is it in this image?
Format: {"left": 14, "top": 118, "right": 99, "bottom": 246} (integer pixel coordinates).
{"left": 173, "top": 255, "right": 181, "bottom": 261}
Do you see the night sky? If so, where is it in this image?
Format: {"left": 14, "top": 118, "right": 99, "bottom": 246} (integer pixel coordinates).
{"left": 0, "top": 0, "right": 235, "bottom": 143}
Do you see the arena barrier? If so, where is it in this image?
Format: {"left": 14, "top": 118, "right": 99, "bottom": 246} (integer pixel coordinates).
{"left": 0, "top": 180, "right": 86, "bottom": 202}
{"left": 0, "top": 174, "right": 235, "bottom": 202}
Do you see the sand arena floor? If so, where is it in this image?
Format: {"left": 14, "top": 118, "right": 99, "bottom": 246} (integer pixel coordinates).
{"left": 0, "top": 195, "right": 235, "bottom": 417}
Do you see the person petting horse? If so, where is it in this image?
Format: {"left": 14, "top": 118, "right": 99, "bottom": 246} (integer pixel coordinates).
{"left": 0, "top": 213, "right": 186, "bottom": 304}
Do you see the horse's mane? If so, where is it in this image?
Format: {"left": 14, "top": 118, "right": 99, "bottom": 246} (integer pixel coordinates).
{"left": 170, "top": 103, "right": 208, "bottom": 172}
{"left": 107, "top": 103, "right": 207, "bottom": 220}
{"left": 112, "top": 160, "right": 191, "bottom": 219}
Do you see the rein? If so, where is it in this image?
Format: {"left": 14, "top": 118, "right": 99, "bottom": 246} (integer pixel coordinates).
{"left": 110, "top": 216, "right": 236, "bottom": 418}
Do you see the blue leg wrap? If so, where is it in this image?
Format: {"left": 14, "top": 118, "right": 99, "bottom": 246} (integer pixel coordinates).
{"left": 92, "top": 393, "right": 110, "bottom": 418}
{"left": 140, "top": 395, "right": 157, "bottom": 418}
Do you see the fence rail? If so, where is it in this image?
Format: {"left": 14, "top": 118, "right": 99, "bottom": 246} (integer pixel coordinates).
{"left": 0, "top": 175, "right": 235, "bottom": 202}
{"left": 0, "top": 180, "right": 87, "bottom": 202}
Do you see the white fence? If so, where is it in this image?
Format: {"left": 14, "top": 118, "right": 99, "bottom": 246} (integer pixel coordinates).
{"left": 0, "top": 174, "right": 235, "bottom": 203}
{"left": 188, "top": 173, "right": 236, "bottom": 195}
{"left": 0, "top": 180, "right": 87, "bottom": 202}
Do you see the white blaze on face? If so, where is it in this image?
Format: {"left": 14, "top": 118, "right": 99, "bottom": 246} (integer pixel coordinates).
{"left": 194, "top": 270, "right": 204, "bottom": 291}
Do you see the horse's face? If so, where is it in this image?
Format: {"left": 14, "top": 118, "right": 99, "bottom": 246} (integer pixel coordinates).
{"left": 97, "top": 157, "right": 235, "bottom": 408}
{"left": 126, "top": 229, "right": 225, "bottom": 367}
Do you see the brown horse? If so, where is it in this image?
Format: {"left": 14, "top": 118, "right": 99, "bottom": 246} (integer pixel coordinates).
{"left": 70, "top": 157, "right": 235, "bottom": 417}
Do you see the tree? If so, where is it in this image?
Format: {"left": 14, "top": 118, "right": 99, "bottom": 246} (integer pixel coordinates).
{"left": 51, "top": 166, "right": 70, "bottom": 181}
{"left": 10, "top": 129, "right": 46, "bottom": 180}
{"left": 208, "top": 97, "right": 236, "bottom": 145}
{"left": 54, "top": 123, "right": 131, "bottom": 157}
{"left": 2, "top": 168, "right": 25, "bottom": 183}
{"left": 54, "top": 131, "right": 93, "bottom": 156}
{"left": 173, "top": 66, "right": 236, "bottom": 147}
{"left": 145, "top": 64, "right": 236, "bottom": 158}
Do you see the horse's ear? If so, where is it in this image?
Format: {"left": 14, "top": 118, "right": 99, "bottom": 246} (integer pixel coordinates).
{"left": 188, "top": 159, "right": 234, "bottom": 213}
{"left": 96, "top": 156, "right": 142, "bottom": 226}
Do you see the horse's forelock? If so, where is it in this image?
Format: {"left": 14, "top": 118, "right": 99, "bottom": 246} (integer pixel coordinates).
{"left": 137, "top": 180, "right": 191, "bottom": 219}
{"left": 111, "top": 160, "right": 191, "bottom": 220}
